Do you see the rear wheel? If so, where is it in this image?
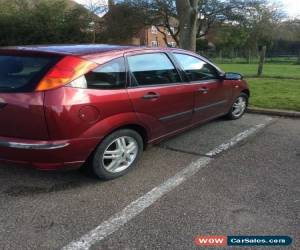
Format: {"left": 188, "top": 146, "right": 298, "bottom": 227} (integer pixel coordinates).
{"left": 226, "top": 93, "right": 248, "bottom": 120}
{"left": 91, "top": 129, "right": 143, "bottom": 180}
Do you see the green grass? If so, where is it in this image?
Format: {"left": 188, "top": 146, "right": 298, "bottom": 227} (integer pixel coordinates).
{"left": 217, "top": 63, "right": 300, "bottom": 79}
{"left": 247, "top": 78, "right": 300, "bottom": 111}
{"left": 211, "top": 56, "right": 298, "bottom": 65}
{"left": 215, "top": 63, "right": 300, "bottom": 111}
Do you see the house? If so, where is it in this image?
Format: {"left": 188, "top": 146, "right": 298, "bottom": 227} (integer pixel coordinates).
{"left": 72, "top": 0, "right": 178, "bottom": 47}
{"left": 128, "top": 25, "right": 177, "bottom": 48}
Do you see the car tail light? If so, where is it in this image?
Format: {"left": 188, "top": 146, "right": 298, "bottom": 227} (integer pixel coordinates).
{"left": 35, "top": 56, "right": 98, "bottom": 91}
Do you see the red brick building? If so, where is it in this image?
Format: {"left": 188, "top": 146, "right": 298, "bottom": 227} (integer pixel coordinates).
{"left": 117, "top": 25, "right": 178, "bottom": 48}
{"left": 72, "top": 0, "right": 178, "bottom": 47}
{"left": 131, "top": 25, "right": 177, "bottom": 48}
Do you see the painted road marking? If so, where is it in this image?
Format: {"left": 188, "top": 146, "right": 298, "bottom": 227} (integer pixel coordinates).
{"left": 62, "top": 117, "right": 273, "bottom": 250}
{"left": 206, "top": 117, "right": 273, "bottom": 157}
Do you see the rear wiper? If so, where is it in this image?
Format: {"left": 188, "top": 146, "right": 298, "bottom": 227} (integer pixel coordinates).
{"left": 0, "top": 86, "right": 15, "bottom": 90}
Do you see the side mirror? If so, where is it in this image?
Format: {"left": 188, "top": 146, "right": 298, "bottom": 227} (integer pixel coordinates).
{"left": 222, "top": 72, "right": 243, "bottom": 80}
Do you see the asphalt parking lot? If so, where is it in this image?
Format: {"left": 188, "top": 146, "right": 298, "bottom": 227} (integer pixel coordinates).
{"left": 0, "top": 113, "right": 299, "bottom": 250}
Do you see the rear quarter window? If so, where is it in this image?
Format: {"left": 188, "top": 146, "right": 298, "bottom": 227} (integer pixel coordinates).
{"left": 85, "top": 57, "right": 126, "bottom": 89}
{"left": 0, "top": 55, "right": 59, "bottom": 92}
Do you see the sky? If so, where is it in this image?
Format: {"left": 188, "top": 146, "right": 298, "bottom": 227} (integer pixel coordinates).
{"left": 74, "top": 0, "right": 107, "bottom": 7}
{"left": 74, "top": 0, "right": 300, "bottom": 18}
{"left": 276, "top": 0, "right": 300, "bottom": 18}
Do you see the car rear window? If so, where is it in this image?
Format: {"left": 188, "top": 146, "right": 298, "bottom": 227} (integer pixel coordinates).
{"left": 0, "top": 54, "right": 59, "bottom": 92}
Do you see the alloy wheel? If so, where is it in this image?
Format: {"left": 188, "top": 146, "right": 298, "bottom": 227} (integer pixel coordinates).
{"left": 232, "top": 96, "right": 247, "bottom": 118}
{"left": 102, "top": 136, "right": 138, "bottom": 173}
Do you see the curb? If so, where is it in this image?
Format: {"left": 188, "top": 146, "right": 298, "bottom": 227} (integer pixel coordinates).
{"left": 247, "top": 107, "right": 300, "bottom": 118}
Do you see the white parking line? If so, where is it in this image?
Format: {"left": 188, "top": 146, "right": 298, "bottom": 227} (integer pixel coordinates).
{"left": 206, "top": 117, "right": 273, "bottom": 157}
{"left": 62, "top": 117, "right": 273, "bottom": 250}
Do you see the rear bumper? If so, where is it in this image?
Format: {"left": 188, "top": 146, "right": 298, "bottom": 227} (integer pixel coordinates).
{"left": 0, "top": 136, "right": 101, "bottom": 170}
{"left": 0, "top": 140, "right": 69, "bottom": 150}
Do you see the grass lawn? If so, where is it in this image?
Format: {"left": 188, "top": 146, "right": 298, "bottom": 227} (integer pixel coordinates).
{"left": 217, "top": 63, "right": 300, "bottom": 79}
{"left": 247, "top": 78, "right": 300, "bottom": 111}
{"left": 215, "top": 63, "right": 300, "bottom": 111}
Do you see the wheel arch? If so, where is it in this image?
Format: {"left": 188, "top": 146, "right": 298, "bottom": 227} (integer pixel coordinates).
{"left": 107, "top": 124, "right": 149, "bottom": 149}
{"left": 82, "top": 122, "right": 149, "bottom": 172}
{"left": 241, "top": 89, "right": 250, "bottom": 97}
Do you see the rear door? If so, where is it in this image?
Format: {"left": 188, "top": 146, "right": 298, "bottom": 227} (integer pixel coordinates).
{"left": 125, "top": 51, "right": 195, "bottom": 139}
{"left": 0, "top": 53, "right": 59, "bottom": 139}
{"left": 172, "top": 53, "right": 231, "bottom": 123}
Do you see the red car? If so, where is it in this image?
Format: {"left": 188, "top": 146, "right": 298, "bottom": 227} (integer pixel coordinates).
{"left": 0, "top": 45, "right": 249, "bottom": 179}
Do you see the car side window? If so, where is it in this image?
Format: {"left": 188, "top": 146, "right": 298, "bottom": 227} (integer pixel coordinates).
{"left": 173, "top": 53, "right": 219, "bottom": 82}
{"left": 127, "top": 53, "right": 181, "bottom": 86}
{"left": 85, "top": 57, "right": 126, "bottom": 89}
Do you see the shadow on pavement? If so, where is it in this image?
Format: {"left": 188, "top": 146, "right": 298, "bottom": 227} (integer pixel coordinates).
{"left": 0, "top": 164, "right": 99, "bottom": 197}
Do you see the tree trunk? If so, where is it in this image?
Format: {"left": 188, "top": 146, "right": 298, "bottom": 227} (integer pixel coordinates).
{"left": 108, "top": 0, "right": 115, "bottom": 11}
{"left": 176, "top": 0, "right": 198, "bottom": 52}
{"left": 257, "top": 45, "right": 267, "bottom": 77}
{"left": 247, "top": 49, "right": 251, "bottom": 64}
{"left": 219, "top": 50, "right": 223, "bottom": 63}
{"left": 92, "top": 27, "right": 96, "bottom": 44}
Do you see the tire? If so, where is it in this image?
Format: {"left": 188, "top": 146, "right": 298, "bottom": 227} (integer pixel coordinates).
{"left": 226, "top": 93, "right": 248, "bottom": 120}
{"left": 91, "top": 129, "right": 143, "bottom": 180}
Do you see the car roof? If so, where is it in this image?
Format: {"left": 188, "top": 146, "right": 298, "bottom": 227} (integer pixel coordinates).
{"left": 0, "top": 44, "right": 222, "bottom": 72}
{"left": 0, "top": 44, "right": 146, "bottom": 56}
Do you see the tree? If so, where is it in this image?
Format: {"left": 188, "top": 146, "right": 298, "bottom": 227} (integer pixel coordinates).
{"left": 210, "top": 23, "right": 249, "bottom": 57}
{"left": 257, "top": 45, "right": 266, "bottom": 76}
{"left": 96, "top": 2, "right": 146, "bottom": 44}
{"left": 175, "top": 0, "right": 198, "bottom": 51}
{"left": 271, "top": 19, "right": 300, "bottom": 64}
{"left": 243, "top": 3, "right": 285, "bottom": 75}
{"left": 0, "top": 0, "right": 92, "bottom": 46}
{"left": 128, "top": 0, "right": 267, "bottom": 51}
{"left": 83, "top": 0, "right": 109, "bottom": 43}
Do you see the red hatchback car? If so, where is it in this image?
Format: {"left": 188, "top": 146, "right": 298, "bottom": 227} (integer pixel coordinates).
{"left": 0, "top": 45, "right": 249, "bottom": 179}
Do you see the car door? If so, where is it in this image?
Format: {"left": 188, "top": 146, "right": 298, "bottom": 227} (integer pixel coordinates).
{"left": 125, "top": 51, "right": 195, "bottom": 140}
{"left": 172, "top": 53, "right": 231, "bottom": 124}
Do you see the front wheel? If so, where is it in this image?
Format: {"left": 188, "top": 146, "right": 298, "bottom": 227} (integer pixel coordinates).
{"left": 226, "top": 93, "right": 248, "bottom": 120}
{"left": 91, "top": 129, "right": 143, "bottom": 180}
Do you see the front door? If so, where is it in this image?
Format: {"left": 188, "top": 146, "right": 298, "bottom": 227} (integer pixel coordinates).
{"left": 172, "top": 53, "right": 231, "bottom": 123}
{"left": 126, "top": 51, "right": 195, "bottom": 140}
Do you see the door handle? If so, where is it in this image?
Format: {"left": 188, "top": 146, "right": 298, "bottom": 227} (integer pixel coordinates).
{"left": 142, "top": 92, "right": 160, "bottom": 100}
{"left": 198, "top": 88, "right": 209, "bottom": 94}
